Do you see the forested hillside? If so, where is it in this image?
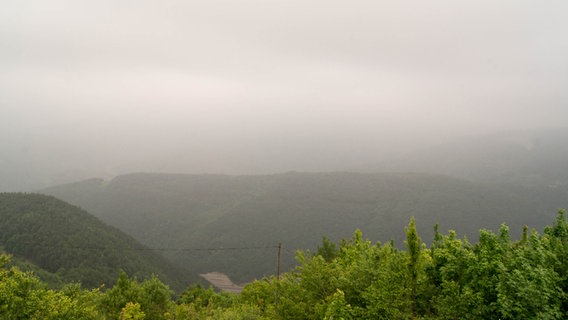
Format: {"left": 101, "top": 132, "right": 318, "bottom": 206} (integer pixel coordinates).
{"left": 0, "top": 193, "right": 191, "bottom": 291}
{"left": 41, "top": 172, "right": 566, "bottom": 282}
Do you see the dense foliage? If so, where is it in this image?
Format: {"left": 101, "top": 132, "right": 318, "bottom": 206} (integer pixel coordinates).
{"left": 1, "top": 211, "right": 567, "bottom": 319}
{"left": 0, "top": 193, "right": 191, "bottom": 291}
{"left": 41, "top": 172, "right": 566, "bottom": 282}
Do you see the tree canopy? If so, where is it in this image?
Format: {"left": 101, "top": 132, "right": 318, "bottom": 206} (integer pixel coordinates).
{"left": 1, "top": 209, "right": 567, "bottom": 319}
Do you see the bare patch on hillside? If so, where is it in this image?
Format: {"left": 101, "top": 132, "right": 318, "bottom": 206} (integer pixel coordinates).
{"left": 200, "top": 272, "right": 244, "bottom": 293}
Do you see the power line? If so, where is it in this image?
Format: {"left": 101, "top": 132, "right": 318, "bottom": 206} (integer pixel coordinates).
{"left": 13, "top": 242, "right": 281, "bottom": 252}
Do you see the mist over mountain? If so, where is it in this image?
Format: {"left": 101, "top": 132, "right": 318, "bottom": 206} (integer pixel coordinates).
{"left": 2, "top": 1, "right": 568, "bottom": 192}
{"left": 1, "top": 127, "right": 566, "bottom": 193}
{"left": 0, "top": 124, "right": 454, "bottom": 192}
{"left": 356, "top": 127, "right": 568, "bottom": 185}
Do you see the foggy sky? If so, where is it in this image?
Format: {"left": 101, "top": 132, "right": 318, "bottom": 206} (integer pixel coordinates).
{"left": 1, "top": 0, "right": 568, "bottom": 190}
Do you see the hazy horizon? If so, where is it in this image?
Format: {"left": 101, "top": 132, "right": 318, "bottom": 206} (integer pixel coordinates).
{"left": 2, "top": 1, "right": 568, "bottom": 191}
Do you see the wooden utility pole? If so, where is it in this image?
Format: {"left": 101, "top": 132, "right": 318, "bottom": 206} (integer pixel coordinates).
{"left": 276, "top": 242, "right": 282, "bottom": 280}
{"left": 275, "top": 243, "right": 282, "bottom": 311}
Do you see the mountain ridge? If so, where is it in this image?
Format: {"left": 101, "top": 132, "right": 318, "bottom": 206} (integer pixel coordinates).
{"left": 41, "top": 171, "right": 567, "bottom": 282}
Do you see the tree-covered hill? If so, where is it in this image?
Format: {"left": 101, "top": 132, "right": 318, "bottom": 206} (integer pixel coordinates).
{"left": 41, "top": 172, "right": 566, "bottom": 282}
{"left": 0, "top": 193, "right": 191, "bottom": 291}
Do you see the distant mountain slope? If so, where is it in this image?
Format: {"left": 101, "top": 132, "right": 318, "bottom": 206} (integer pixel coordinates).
{"left": 41, "top": 172, "right": 567, "bottom": 282}
{"left": 0, "top": 193, "right": 191, "bottom": 291}
{"left": 358, "top": 128, "right": 568, "bottom": 185}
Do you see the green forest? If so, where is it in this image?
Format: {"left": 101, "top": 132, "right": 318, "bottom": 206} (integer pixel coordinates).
{"left": 2, "top": 210, "right": 567, "bottom": 319}
{"left": 0, "top": 193, "right": 191, "bottom": 291}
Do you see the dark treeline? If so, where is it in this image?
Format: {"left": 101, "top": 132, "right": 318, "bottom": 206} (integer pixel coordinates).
{"left": 1, "top": 210, "right": 567, "bottom": 319}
